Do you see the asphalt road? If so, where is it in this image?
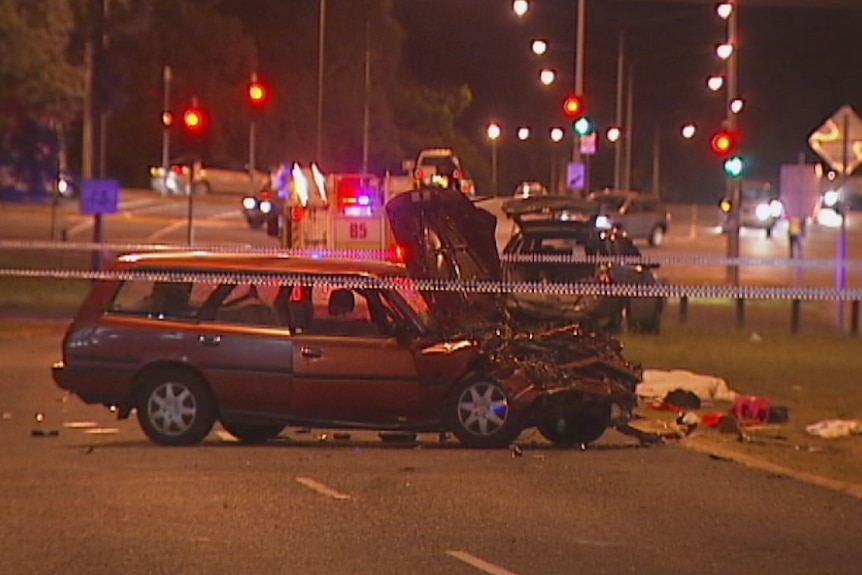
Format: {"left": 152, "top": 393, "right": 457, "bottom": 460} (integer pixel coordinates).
{"left": 1, "top": 334, "right": 861, "bottom": 575}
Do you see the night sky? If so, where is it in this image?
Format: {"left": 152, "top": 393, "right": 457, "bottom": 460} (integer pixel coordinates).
{"left": 393, "top": 0, "right": 862, "bottom": 201}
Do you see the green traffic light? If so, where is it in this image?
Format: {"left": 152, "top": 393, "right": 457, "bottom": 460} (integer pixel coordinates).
{"left": 724, "top": 156, "right": 744, "bottom": 178}
{"left": 573, "top": 117, "right": 595, "bottom": 136}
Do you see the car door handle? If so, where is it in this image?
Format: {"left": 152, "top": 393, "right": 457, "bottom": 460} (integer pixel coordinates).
{"left": 300, "top": 346, "right": 323, "bottom": 359}
{"left": 199, "top": 335, "right": 222, "bottom": 346}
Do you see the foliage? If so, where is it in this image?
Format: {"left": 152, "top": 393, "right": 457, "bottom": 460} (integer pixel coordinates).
{"left": 0, "top": 0, "right": 85, "bottom": 123}
{"left": 0, "top": 0, "right": 487, "bottom": 187}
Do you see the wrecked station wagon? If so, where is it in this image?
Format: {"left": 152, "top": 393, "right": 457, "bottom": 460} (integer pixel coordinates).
{"left": 52, "top": 188, "right": 642, "bottom": 448}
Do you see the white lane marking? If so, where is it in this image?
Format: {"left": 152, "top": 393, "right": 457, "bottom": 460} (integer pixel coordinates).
{"left": 445, "top": 550, "right": 520, "bottom": 575}
{"left": 83, "top": 427, "right": 120, "bottom": 435}
{"left": 62, "top": 421, "right": 99, "bottom": 429}
{"left": 295, "top": 477, "right": 352, "bottom": 500}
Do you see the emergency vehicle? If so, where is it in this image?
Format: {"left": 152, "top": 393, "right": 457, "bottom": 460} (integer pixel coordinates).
{"left": 260, "top": 163, "right": 413, "bottom": 260}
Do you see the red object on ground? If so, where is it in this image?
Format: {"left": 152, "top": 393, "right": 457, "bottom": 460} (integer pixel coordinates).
{"left": 701, "top": 413, "right": 726, "bottom": 427}
{"left": 732, "top": 395, "right": 772, "bottom": 424}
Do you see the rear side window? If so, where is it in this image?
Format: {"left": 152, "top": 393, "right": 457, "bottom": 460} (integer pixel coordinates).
{"left": 109, "top": 280, "right": 218, "bottom": 320}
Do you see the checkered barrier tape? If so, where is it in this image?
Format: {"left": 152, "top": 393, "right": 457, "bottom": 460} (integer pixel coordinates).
{"left": 2, "top": 267, "right": 861, "bottom": 302}
{"left": 1, "top": 240, "right": 861, "bottom": 301}
{"left": 2, "top": 239, "right": 862, "bottom": 270}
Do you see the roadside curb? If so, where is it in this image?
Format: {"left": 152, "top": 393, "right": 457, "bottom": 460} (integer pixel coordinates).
{"left": 679, "top": 436, "right": 862, "bottom": 500}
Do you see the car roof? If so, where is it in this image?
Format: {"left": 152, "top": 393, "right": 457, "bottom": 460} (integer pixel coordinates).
{"left": 514, "top": 219, "right": 599, "bottom": 239}
{"left": 114, "top": 251, "right": 409, "bottom": 278}
{"left": 501, "top": 195, "right": 598, "bottom": 217}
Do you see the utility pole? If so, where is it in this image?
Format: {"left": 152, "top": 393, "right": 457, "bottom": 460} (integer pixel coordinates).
{"left": 316, "top": 0, "right": 326, "bottom": 163}
{"left": 724, "top": 2, "right": 741, "bottom": 286}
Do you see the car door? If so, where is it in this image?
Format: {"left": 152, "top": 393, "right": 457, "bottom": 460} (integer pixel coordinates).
{"left": 288, "top": 284, "right": 423, "bottom": 424}
{"left": 196, "top": 282, "right": 294, "bottom": 417}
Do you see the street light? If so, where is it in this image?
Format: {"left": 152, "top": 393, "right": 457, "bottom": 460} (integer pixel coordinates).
{"left": 517, "top": 126, "right": 531, "bottom": 141}
{"left": 606, "top": 127, "right": 622, "bottom": 143}
{"left": 513, "top": 0, "right": 529, "bottom": 17}
{"left": 487, "top": 122, "right": 501, "bottom": 195}
{"left": 707, "top": 75, "right": 724, "bottom": 91}
{"left": 531, "top": 39, "right": 548, "bottom": 55}
{"left": 716, "top": 43, "right": 734, "bottom": 60}
{"left": 681, "top": 123, "right": 697, "bottom": 139}
{"left": 539, "top": 68, "right": 557, "bottom": 85}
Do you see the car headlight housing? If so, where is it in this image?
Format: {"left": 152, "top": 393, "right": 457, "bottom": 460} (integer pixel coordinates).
{"left": 242, "top": 196, "right": 257, "bottom": 210}
{"left": 259, "top": 200, "right": 273, "bottom": 214}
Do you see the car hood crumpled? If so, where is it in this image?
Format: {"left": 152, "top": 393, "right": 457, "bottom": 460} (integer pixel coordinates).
{"left": 385, "top": 187, "right": 504, "bottom": 332}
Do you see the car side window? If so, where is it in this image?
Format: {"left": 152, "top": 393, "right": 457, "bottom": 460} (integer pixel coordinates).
{"left": 304, "top": 285, "right": 385, "bottom": 337}
{"left": 109, "top": 279, "right": 218, "bottom": 320}
{"left": 212, "top": 282, "right": 282, "bottom": 327}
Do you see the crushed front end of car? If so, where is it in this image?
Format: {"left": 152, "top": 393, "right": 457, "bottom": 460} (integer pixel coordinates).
{"left": 386, "top": 187, "right": 643, "bottom": 446}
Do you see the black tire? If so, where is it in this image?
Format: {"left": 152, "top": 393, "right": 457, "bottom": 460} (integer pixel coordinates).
{"left": 538, "top": 402, "right": 612, "bottom": 447}
{"left": 136, "top": 370, "right": 216, "bottom": 446}
{"left": 449, "top": 378, "right": 525, "bottom": 449}
{"left": 220, "top": 421, "right": 284, "bottom": 444}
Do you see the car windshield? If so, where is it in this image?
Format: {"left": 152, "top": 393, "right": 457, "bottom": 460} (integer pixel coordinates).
{"left": 381, "top": 278, "right": 436, "bottom": 332}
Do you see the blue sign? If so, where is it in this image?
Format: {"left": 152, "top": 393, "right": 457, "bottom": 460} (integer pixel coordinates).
{"left": 80, "top": 178, "right": 120, "bottom": 214}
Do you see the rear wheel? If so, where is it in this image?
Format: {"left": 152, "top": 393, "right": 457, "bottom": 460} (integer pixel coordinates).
{"left": 449, "top": 379, "right": 524, "bottom": 449}
{"left": 220, "top": 421, "right": 284, "bottom": 444}
{"left": 136, "top": 370, "right": 216, "bottom": 446}
{"left": 538, "top": 402, "right": 612, "bottom": 447}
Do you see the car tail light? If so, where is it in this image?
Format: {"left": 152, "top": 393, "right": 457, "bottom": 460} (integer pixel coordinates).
{"left": 453, "top": 169, "right": 463, "bottom": 179}
{"left": 390, "top": 243, "right": 407, "bottom": 265}
{"left": 414, "top": 169, "right": 424, "bottom": 181}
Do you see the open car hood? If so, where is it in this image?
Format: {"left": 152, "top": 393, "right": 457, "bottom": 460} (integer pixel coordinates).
{"left": 385, "top": 187, "right": 503, "bottom": 331}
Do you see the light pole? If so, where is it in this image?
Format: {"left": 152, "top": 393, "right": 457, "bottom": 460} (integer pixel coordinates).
{"left": 720, "top": 1, "right": 741, "bottom": 286}
{"left": 487, "top": 122, "right": 501, "bottom": 196}
{"left": 161, "top": 65, "right": 172, "bottom": 195}
{"left": 316, "top": 0, "right": 326, "bottom": 163}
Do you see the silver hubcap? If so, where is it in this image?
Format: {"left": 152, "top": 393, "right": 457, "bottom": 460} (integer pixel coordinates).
{"left": 457, "top": 382, "right": 509, "bottom": 437}
{"left": 146, "top": 382, "right": 197, "bottom": 436}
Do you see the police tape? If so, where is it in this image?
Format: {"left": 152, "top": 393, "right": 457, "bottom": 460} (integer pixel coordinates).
{"left": 1, "top": 266, "right": 861, "bottom": 302}
{"left": 2, "top": 239, "right": 862, "bottom": 270}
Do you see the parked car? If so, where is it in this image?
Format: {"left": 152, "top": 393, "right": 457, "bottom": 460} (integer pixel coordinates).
{"left": 718, "top": 180, "right": 783, "bottom": 238}
{"left": 586, "top": 189, "right": 671, "bottom": 247}
{"left": 241, "top": 188, "right": 283, "bottom": 229}
{"left": 500, "top": 196, "right": 664, "bottom": 334}
{"left": 52, "top": 188, "right": 641, "bottom": 449}
{"left": 149, "top": 159, "right": 269, "bottom": 196}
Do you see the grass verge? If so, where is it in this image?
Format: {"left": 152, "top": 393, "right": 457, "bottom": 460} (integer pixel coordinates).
{"left": 622, "top": 299, "right": 862, "bottom": 488}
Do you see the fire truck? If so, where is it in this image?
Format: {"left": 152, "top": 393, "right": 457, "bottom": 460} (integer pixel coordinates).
{"left": 263, "top": 163, "right": 412, "bottom": 259}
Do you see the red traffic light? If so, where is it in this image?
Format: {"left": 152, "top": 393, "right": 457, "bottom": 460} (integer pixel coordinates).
{"left": 249, "top": 82, "right": 267, "bottom": 104}
{"left": 183, "top": 107, "right": 206, "bottom": 133}
{"left": 562, "top": 95, "right": 584, "bottom": 118}
{"left": 710, "top": 130, "right": 737, "bottom": 156}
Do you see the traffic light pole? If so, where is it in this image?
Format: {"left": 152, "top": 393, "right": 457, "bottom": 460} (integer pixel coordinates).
{"left": 724, "top": 2, "right": 741, "bottom": 288}
{"left": 570, "top": 0, "right": 586, "bottom": 195}
{"left": 186, "top": 160, "right": 196, "bottom": 246}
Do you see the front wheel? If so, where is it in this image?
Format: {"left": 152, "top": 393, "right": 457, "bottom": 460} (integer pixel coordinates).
{"left": 538, "top": 402, "right": 612, "bottom": 447}
{"left": 136, "top": 370, "right": 216, "bottom": 446}
{"left": 449, "top": 379, "right": 524, "bottom": 449}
